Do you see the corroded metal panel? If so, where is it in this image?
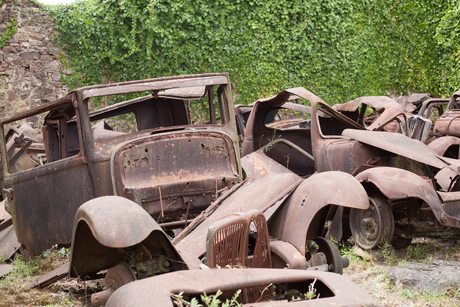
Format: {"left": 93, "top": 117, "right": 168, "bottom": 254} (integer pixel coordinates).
{"left": 112, "top": 131, "right": 239, "bottom": 219}
{"left": 105, "top": 269, "right": 377, "bottom": 307}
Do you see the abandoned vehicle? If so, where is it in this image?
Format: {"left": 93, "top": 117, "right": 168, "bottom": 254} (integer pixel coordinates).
{"left": 242, "top": 87, "right": 460, "bottom": 250}
{"left": 0, "top": 74, "right": 377, "bottom": 305}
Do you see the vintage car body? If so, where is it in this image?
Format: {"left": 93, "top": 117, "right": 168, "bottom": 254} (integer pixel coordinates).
{"left": 242, "top": 87, "right": 460, "bottom": 250}
{"left": 68, "top": 161, "right": 371, "bottom": 305}
{"left": 3, "top": 73, "right": 374, "bottom": 304}
{"left": 313, "top": 94, "right": 460, "bottom": 249}
{"left": 333, "top": 96, "right": 406, "bottom": 133}
{"left": 105, "top": 269, "right": 377, "bottom": 307}
{"left": 59, "top": 81, "right": 375, "bottom": 305}
{"left": 0, "top": 73, "right": 243, "bottom": 255}
{"left": 433, "top": 91, "right": 460, "bottom": 138}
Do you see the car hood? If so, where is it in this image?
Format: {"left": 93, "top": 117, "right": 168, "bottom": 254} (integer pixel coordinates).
{"left": 342, "top": 129, "right": 449, "bottom": 169}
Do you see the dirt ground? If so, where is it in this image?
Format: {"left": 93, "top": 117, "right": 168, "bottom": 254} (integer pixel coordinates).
{"left": 343, "top": 237, "right": 460, "bottom": 307}
{"left": 1, "top": 237, "right": 460, "bottom": 306}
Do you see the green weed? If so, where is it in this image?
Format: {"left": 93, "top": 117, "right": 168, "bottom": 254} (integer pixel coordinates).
{"left": 405, "top": 244, "right": 429, "bottom": 260}
{"left": 380, "top": 243, "right": 397, "bottom": 266}
{"left": 170, "top": 289, "right": 241, "bottom": 307}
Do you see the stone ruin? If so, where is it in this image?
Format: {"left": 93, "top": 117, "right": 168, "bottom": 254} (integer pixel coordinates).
{"left": 0, "top": 0, "right": 70, "bottom": 127}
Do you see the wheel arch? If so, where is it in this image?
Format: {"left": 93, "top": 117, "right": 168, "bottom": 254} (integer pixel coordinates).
{"left": 355, "top": 167, "right": 444, "bottom": 222}
{"left": 69, "top": 196, "right": 187, "bottom": 278}
{"left": 267, "top": 171, "right": 369, "bottom": 256}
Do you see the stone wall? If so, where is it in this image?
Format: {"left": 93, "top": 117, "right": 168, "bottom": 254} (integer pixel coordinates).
{"left": 0, "top": 0, "right": 70, "bottom": 124}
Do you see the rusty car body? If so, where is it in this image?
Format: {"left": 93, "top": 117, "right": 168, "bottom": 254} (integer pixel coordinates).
{"left": 68, "top": 174, "right": 372, "bottom": 306}
{"left": 0, "top": 73, "right": 375, "bottom": 304}
{"left": 0, "top": 73, "right": 244, "bottom": 255}
{"left": 105, "top": 268, "right": 376, "bottom": 306}
{"left": 433, "top": 91, "right": 460, "bottom": 138}
{"left": 242, "top": 87, "right": 460, "bottom": 250}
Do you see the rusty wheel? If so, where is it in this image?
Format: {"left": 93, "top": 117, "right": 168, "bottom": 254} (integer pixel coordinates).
{"left": 105, "top": 262, "right": 137, "bottom": 289}
{"left": 91, "top": 262, "right": 137, "bottom": 306}
{"left": 307, "top": 237, "right": 343, "bottom": 274}
{"left": 349, "top": 196, "right": 394, "bottom": 250}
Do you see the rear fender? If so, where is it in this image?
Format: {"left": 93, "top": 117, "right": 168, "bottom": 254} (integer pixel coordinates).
{"left": 268, "top": 171, "right": 368, "bottom": 256}
{"left": 69, "top": 196, "right": 188, "bottom": 277}
{"left": 355, "top": 167, "right": 444, "bottom": 222}
{"left": 428, "top": 136, "right": 460, "bottom": 158}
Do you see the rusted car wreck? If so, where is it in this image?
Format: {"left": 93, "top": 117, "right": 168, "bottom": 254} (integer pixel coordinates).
{"left": 243, "top": 87, "right": 460, "bottom": 250}
{"left": 0, "top": 74, "right": 376, "bottom": 305}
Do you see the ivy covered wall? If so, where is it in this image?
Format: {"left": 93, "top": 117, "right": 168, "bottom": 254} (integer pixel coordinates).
{"left": 49, "top": 0, "right": 460, "bottom": 105}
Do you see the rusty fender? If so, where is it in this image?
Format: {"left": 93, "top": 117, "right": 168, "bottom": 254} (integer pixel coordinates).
{"left": 428, "top": 136, "right": 460, "bottom": 157}
{"left": 69, "top": 196, "right": 188, "bottom": 278}
{"left": 105, "top": 269, "right": 377, "bottom": 307}
{"left": 355, "top": 167, "right": 445, "bottom": 223}
{"left": 268, "top": 171, "right": 368, "bottom": 256}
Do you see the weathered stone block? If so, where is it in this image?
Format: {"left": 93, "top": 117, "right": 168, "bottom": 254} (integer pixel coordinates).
{"left": 20, "top": 52, "right": 39, "bottom": 60}
{"left": 16, "top": 67, "right": 25, "bottom": 75}
{"left": 35, "top": 87, "right": 53, "bottom": 95}
{"left": 39, "top": 54, "right": 51, "bottom": 61}
{"left": 29, "top": 33, "right": 44, "bottom": 40}
{"left": 15, "top": 32, "right": 30, "bottom": 42}
{"left": 32, "top": 72, "right": 46, "bottom": 80}
{"left": 29, "top": 39, "right": 41, "bottom": 46}
{"left": 49, "top": 81, "right": 62, "bottom": 88}
{"left": 8, "top": 91, "right": 17, "bottom": 101}
{"left": 2, "top": 46, "right": 17, "bottom": 54}
{"left": 51, "top": 72, "right": 61, "bottom": 81}
{"left": 4, "top": 54, "right": 19, "bottom": 62}
{"left": 44, "top": 60, "right": 59, "bottom": 72}
{"left": 48, "top": 48, "right": 59, "bottom": 56}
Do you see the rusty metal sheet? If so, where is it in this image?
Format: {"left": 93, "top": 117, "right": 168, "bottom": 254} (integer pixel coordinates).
{"left": 355, "top": 167, "right": 446, "bottom": 222}
{"left": 8, "top": 155, "right": 94, "bottom": 255}
{"left": 81, "top": 74, "right": 229, "bottom": 100}
{"left": 69, "top": 196, "right": 188, "bottom": 278}
{"left": 0, "top": 223, "right": 20, "bottom": 260}
{"left": 316, "top": 101, "right": 366, "bottom": 131}
{"left": 335, "top": 96, "right": 402, "bottom": 113}
{"left": 334, "top": 97, "right": 405, "bottom": 132}
{"left": 0, "top": 264, "right": 13, "bottom": 278}
{"left": 433, "top": 91, "right": 460, "bottom": 137}
{"left": 268, "top": 171, "right": 368, "bottom": 256}
{"left": 241, "top": 92, "right": 316, "bottom": 176}
{"left": 29, "top": 262, "right": 69, "bottom": 289}
{"left": 433, "top": 111, "right": 460, "bottom": 138}
{"left": 175, "top": 152, "right": 302, "bottom": 258}
{"left": 158, "top": 86, "right": 206, "bottom": 99}
{"left": 105, "top": 268, "right": 377, "bottom": 307}
{"left": 0, "top": 200, "right": 20, "bottom": 260}
{"left": 417, "top": 98, "right": 449, "bottom": 118}
{"left": 428, "top": 136, "right": 460, "bottom": 157}
{"left": 342, "top": 129, "right": 447, "bottom": 169}
{"left": 397, "top": 93, "right": 433, "bottom": 113}
{"left": 111, "top": 131, "right": 239, "bottom": 219}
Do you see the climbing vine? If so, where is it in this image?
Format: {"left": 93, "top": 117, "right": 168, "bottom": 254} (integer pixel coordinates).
{"left": 48, "top": 0, "right": 458, "bottom": 105}
{"left": 0, "top": 18, "right": 17, "bottom": 48}
{"left": 0, "top": 0, "right": 18, "bottom": 49}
